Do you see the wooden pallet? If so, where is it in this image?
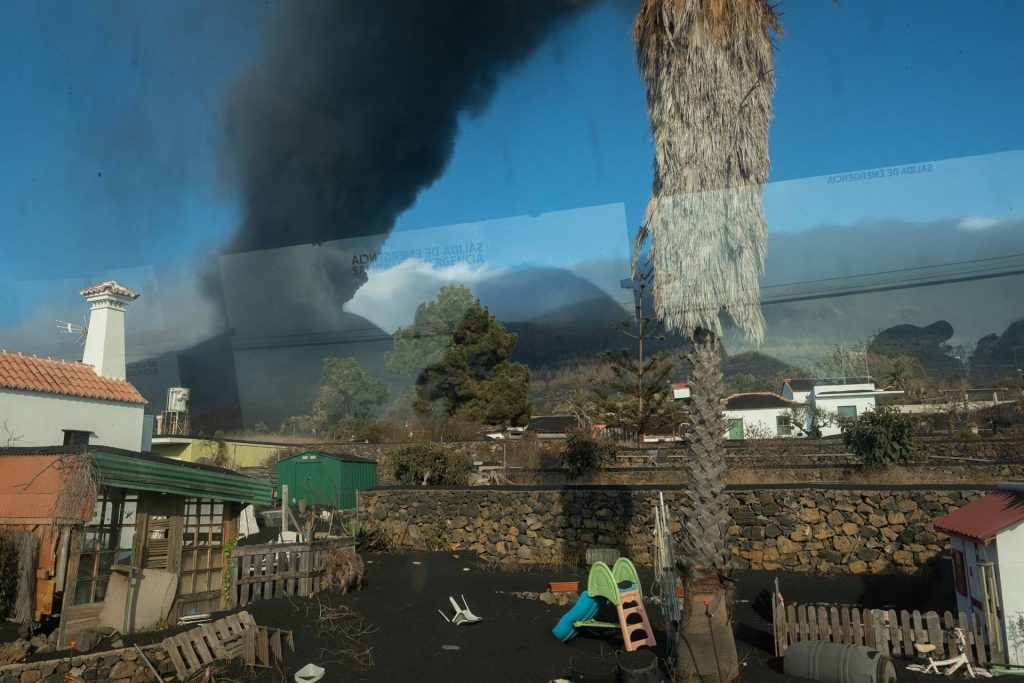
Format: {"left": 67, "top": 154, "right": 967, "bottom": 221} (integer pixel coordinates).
{"left": 242, "top": 626, "right": 295, "bottom": 668}
{"left": 162, "top": 611, "right": 258, "bottom": 680}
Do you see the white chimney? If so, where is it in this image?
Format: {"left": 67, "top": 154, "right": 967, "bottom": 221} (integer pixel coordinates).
{"left": 80, "top": 281, "right": 140, "bottom": 380}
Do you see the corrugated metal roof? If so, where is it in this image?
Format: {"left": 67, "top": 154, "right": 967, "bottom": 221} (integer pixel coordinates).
{"left": 277, "top": 449, "right": 375, "bottom": 465}
{"left": 0, "top": 454, "right": 93, "bottom": 524}
{"left": 933, "top": 490, "right": 1024, "bottom": 543}
{"left": 90, "top": 449, "right": 273, "bottom": 505}
{"left": 0, "top": 350, "right": 147, "bottom": 404}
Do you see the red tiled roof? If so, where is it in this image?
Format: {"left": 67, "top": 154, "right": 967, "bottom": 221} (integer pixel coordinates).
{"left": 933, "top": 490, "right": 1024, "bottom": 543}
{"left": 79, "top": 281, "right": 140, "bottom": 299}
{"left": 0, "top": 351, "right": 147, "bottom": 404}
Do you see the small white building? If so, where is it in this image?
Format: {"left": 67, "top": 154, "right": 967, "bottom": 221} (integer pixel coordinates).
{"left": 0, "top": 281, "right": 147, "bottom": 451}
{"left": 932, "top": 485, "right": 1024, "bottom": 665}
{"left": 780, "top": 377, "right": 903, "bottom": 437}
{"left": 723, "top": 392, "right": 799, "bottom": 440}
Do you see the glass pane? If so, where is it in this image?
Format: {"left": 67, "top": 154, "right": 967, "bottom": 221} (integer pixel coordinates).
{"left": 122, "top": 499, "right": 137, "bottom": 523}
{"left": 74, "top": 579, "right": 93, "bottom": 605}
{"left": 94, "top": 577, "right": 109, "bottom": 601}
{"left": 116, "top": 550, "right": 132, "bottom": 566}
{"left": 98, "top": 552, "right": 115, "bottom": 573}
{"left": 89, "top": 500, "right": 103, "bottom": 526}
{"left": 77, "top": 554, "right": 96, "bottom": 579}
{"left": 118, "top": 527, "right": 136, "bottom": 549}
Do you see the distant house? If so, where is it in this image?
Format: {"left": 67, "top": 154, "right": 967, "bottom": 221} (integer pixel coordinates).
{"left": 780, "top": 377, "right": 903, "bottom": 437}
{"left": 0, "top": 282, "right": 147, "bottom": 451}
{"left": 671, "top": 382, "right": 691, "bottom": 400}
{"left": 723, "top": 392, "right": 799, "bottom": 440}
{"left": 932, "top": 485, "right": 1024, "bottom": 665}
{"left": 0, "top": 445, "right": 271, "bottom": 642}
{"left": 526, "top": 415, "right": 580, "bottom": 439}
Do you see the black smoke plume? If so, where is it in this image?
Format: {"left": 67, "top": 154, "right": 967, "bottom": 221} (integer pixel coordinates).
{"left": 220, "top": 0, "right": 592, "bottom": 256}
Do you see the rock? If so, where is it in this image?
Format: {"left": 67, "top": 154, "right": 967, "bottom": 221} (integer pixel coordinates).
{"left": 538, "top": 591, "right": 558, "bottom": 605}
{"left": 76, "top": 629, "right": 100, "bottom": 652}
{"left": 887, "top": 511, "right": 907, "bottom": 525}
{"left": 826, "top": 510, "right": 845, "bottom": 526}
{"left": 892, "top": 550, "right": 914, "bottom": 565}
{"left": 0, "top": 640, "right": 31, "bottom": 665}
{"left": 17, "top": 625, "right": 31, "bottom": 639}
{"left": 29, "top": 635, "right": 49, "bottom": 651}
{"left": 800, "top": 508, "right": 821, "bottom": 524}
{"left": 848, "top": 560, "right": 868, "bottom": 573}
{"left": 868, "top": 513, "right": 888, "bottom": 528}
{"left": 858, "top": 526, "right": 880, "bottom": 539}
{"left": 841, "top": 522, "right": 859, "bottom": 536}
{"left": 19, "top": 670, "right": 41, "bottom": 683}
{"left": 776, "top": 537, "right": 800, "bottom": 555}
{"left": 742, "top": 526, "right": 765, "bottom": 541}
{"left": 856, "top": 548, "right": 880, "bottom": 562}
{"left": 111, "top": 638, "right": 125, "bottom": 649}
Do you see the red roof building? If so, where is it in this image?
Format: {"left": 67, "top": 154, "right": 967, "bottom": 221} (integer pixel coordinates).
{"left": 0, "top": 351, "right": 146, "bottom": 404}
{"left": 934, "top": 489, "right": 1024, "bottom": 544}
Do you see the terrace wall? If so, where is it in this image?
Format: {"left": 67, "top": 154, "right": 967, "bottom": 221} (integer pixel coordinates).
{"left": 358, "top": 485, "right": 990, "bottom": 574}
{"left": 0, "top": 644, "right": 171, "bottom": 683}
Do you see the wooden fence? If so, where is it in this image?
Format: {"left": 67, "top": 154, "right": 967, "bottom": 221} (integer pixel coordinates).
{"left": 229, "top": 537, "right": 354, "bottom": 607}
{"left": 772, "top": 587, "right": 1005, "bottom": 667}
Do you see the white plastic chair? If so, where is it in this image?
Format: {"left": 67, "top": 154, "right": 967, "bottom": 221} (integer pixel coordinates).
{"left": 438, "top": 595, "right": 483, "bottom": 625}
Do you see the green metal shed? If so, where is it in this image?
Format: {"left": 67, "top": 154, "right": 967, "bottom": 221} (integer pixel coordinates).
{"left": 276, "top": 450, "right": 377, "bottom": 509}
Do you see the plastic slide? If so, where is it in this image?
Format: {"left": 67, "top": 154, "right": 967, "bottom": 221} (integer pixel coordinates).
{"left": 552, "top": 591, "right": 601, "bottom": 642}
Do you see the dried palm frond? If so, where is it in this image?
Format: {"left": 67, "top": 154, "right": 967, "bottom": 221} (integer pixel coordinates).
{"left": 633, "top": 0, "right": 780, "bottom": 344}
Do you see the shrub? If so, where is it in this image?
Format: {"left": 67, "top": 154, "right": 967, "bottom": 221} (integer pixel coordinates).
{"left": 840, "top": 404, "right": 917, "bottom": 466}
{"left": 390, "top": 443, "right": 470, "bottom": 485}
{"left": 320, "top": 546, "right": 365, "bottom": 595}
{"left": 562, "top": 430, "right": 613, "bottom": 480}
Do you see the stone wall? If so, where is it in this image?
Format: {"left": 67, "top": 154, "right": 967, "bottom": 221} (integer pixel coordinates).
{"left": 0, "top": 644, "right": 171, "bottom": 683}
{"left": 358, "top": 485, "right": 989, "bottom": 574}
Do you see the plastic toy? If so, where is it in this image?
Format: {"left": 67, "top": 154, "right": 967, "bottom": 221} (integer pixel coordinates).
{"left": 552, "top": 557, "right": 656, "bottom": 652}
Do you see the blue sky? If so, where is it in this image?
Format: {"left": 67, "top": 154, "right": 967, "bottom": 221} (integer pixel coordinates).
{"left": 1, "top": 0, "right": 1023, "bottom": 333}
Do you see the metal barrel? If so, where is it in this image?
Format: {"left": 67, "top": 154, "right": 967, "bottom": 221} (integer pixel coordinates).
{"left": 783, "top": 641, "right": 897, "bottom": 683}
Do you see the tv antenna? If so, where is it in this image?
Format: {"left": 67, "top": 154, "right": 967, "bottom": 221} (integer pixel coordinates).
{"left": 56, "top": 317, "right": 89, "bottom": 345}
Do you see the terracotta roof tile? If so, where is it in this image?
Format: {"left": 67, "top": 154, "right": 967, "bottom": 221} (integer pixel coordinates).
{"left": 79, "top": 281, "right": 140, "bottom": 299}
{"left": 0, "top": 351, "right": 147, "bottom": 404}
{"left": 933, "top": 490, "right": 1024, "bottom": 543}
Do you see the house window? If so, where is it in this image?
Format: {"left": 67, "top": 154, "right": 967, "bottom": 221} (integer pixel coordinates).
{"left": 952, "top": 548, "right": 968, "bottom": 597}
{"left": 776, "top": 415, "right": 792, "bottom": 436}
{"left": 62, "top": 430, "right": 91, "bottom": 446}
{"left": 180, "top": 498, "right": 226, "bottom": 596}
{"left": 726, "top": 418, "right": 744, "bottom": 440}
{"left": 74, "top": 489, "right": 137, "bottom": 605}
{"left": 837, "top": 405, "right": 858, "bottom": 419}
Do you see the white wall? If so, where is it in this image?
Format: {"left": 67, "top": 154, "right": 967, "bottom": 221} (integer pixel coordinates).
{"left": 0, "top": 388, "right": 144, "bottom": 451}
{"left": 995, "top": 521, "right": 1024, "bottom": 664}
{"left": 812, "top": 395, "right": 878, "bottom": 437}
{"left": 724, "top": 407, "right": 794, "bottom": 439}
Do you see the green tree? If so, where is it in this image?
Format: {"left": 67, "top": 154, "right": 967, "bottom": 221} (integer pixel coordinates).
{"left": 591, "top": 346, "right": 679, "bottom": 439}
{"left": 386, "top": 285, "right": 474, "bottom": 377}
{"left": 390, "top": 443, "right": 470, "bottom": 485}
{"left": 840, "top": 404, "right": 917, "bottom": 466}
{"left": 312, "top": 357, "right": 388, "bottom": 431}
{"left": 634, "top": 0, "right": 780, "bottom": 679}
{"left": 562, "top": 430, "right": 613, "bottom": 480}
{"left": 415, "top": 297, "right": 532, "bottom": 426}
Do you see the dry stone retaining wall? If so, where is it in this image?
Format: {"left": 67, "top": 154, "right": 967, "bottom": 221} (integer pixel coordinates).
{"left": 358, "top": 485, "right": 987, "bottom": 574}
{"left": 0, "top": 644, "right": 171, "bottom": 683}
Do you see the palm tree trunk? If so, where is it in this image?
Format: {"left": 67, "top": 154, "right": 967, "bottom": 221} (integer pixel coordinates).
{"left": 677, "top": 327, "right": 737, "bottom": 682}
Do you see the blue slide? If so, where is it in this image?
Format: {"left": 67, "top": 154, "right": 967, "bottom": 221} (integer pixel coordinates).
{"left": 552, "top": 591, "right": 601, "bottom": 642}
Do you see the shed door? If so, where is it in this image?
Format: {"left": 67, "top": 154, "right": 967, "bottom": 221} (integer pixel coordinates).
{"left": 727, "top": 418, "right": 744, "bottom": 440}
{"left": 296, "top": 461, "right": 326, "bottom": 506}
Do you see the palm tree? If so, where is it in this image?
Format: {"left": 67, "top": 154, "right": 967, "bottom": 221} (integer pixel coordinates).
{"left": 633, "top": 1, "right": 780, "bottom": 680}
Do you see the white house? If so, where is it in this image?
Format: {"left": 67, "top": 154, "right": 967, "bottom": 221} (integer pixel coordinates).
{"left": 0, "top": 281, "right": 147, "bottom": 451}
{"left": 723, "top": 392, "right": 799, "bottom": 439}
{"left": 932, "top": 485, "right": 1024, "bottom": 665}
{"left": 780, "top": 377, "right": 903, "bottom": 437}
